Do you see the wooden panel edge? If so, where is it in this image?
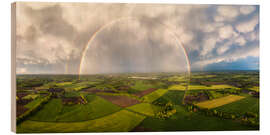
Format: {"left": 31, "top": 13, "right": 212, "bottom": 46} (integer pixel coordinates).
{"left": 11, "top": 2, "right": 16, "bottom": 133}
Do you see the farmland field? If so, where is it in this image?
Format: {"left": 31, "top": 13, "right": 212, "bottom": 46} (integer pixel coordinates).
{"left": 17, "top": 110, "right": 146, "bottom": 133}
{"left": 215, "top": 96, "right": 259, "bottom": 116}
{"left": 141, "top": 89, "right": 169, "bottom": 103}
{"left": 139, "top": 105, "right": 257, "bottom": 131}
{"left": 127, "top": 103, "right": 161, "bottom": 116}
{"left": 16, "top": 71, "right": 259, "bottom": 132}
{"left": 195, "top": 95, "right": 245, "bottom": 109}
{"left": 169, "top": 84, "right": 239, "bottom": 91}
{"left": 28, "top": 95, "right": 122, "bottom": 122}
{"left": 250, "top": 86, "right": 259, "bottom": 92}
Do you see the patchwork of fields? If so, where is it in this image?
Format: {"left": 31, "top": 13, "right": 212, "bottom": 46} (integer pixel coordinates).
{"left": 28, "top": 95, "right": 122, "bottom": 122}
{"left": 16, "top": 71, "right": 259, "bottom": 132}
{"left": 17, "top": 110, "right": 146, "bottom": 133}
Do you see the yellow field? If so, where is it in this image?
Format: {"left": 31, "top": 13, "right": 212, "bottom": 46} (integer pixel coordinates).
{"left": 56, "top": 82, "right": 73, "bottom": 86}
{"left": 22, "top": 94, "right": 39, "bottom": 100}
{"left": 168, "top": 85, "right": 187, "bottom": 91}
{"left": 191, "top": 75, "right": 216, "bottom": 78}
{"left": 195, "top": 95, "right": 245, "bottom": 109}
{"left": 250, "top": 86, "right": 259, "bottom": 92}
{"left": 168, "top": 84, "right": 239, "bottom": 91}
{"left": 168, "top": 76, "right": 186, "bottom": 82}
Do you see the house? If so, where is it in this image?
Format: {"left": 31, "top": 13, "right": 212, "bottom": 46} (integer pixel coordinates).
{"left": 248, "top": 91, "right": 259, "bottom": 98}
{"left": 48, "top": 88, "right": 64, "bottom": 98}
{"left": 62, "top": 96, "right": 87, "bottom": 105}
{"left": 184, "top": 93, "right": 209, "bottom": 105}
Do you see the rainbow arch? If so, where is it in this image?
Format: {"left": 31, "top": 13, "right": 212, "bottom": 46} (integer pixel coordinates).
{"left": 78, "top": 17, "right": 191, "bottom": 78}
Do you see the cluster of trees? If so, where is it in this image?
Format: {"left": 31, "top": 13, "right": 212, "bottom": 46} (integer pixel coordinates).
{"left": 155, "top": 102, "right": 177, "bottom": 119}
{"left": 187, "top": 89, "right": 241, "bottom": 101}
{"left": 80, "top": 94, "right": 88, "bottom": 104}
{"left": 187, "top": 105, "right": 259, "bottom": 127}
{"left": 17, "top": 79, "right": 45, "bottom": 90}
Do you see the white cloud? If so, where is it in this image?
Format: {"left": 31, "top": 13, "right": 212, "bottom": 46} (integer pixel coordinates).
{"left": 236, "top": 15, "right": 259, "bottom": 33}
{"left": 240, "top": 6, "right": 256, "bottom": 15}
{"left": 201, "top": 37, "right": 217, "bottom": 56}
{"left": 246, "top": 31, "right": 259, "bottom": 41}
{"left": 235, "top": 36, "right": 246, "bottom": 46}
{"left": 217, "top": 44, "right": 230, "bottom": 55}
{"left": 217, "top": 6, "right": 239, "bottom": 19}
{"left": 16, "top": 67, "right": 27, "bottom": 74}
{"left": 17, "top": 34, "right": 80, "bottom": 64}
{"left": 219, "top": 25, "right": 237, "bottom": 39}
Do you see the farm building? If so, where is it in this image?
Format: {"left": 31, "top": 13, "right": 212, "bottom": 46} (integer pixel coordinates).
{"left": 16, "top": 92, "right": 28, "bottom": 99}
{"left": 249, "top": 91, "right": 259, "bottom": 98}
{"left": 184, "top": 93, "right": 209, "bottom": 104}
{"left": 48, "top": 88, "right": 65, "bottom": 98}
{"left": 62, "top": 96, "right": 87, "bottom": 105}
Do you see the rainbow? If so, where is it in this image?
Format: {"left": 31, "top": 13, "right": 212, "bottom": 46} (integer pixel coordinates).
{"left": 78, "top": 17, "right": 191, "bottom": 78}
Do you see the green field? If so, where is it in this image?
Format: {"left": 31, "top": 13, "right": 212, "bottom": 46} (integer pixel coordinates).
{"left": 215, "top": 96, "right": 259, "bottom": 116}
{"left": 17, "top": 110, "right": 146, "bottom": 133}
{"left": 140, "top": 105, "right": 257, "bottom": 131}
{"left": 130, "top": 80, "right": 155, "bottom": 91}
{"left": 141, "top": 89, "right": 168, "bottom": 103}
{"left": 28, "top": 99, "right": 63, "bottom": 121}
{"left": 28, "top": 95, "right": 122, "bottom": 122}
{"left": 22, "top": 94, "right": 39, "bottom": 100}
{"left": 24, "top": 97, "right": 44, "bottom": 109}
{"left": 153, "top": 91, "right": 185, "bottom": 105}
{"left": 127, "top": 103, "right": 161, "bottom": 116}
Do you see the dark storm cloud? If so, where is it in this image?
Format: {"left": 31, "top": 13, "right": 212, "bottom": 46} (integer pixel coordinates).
{"left": 15, "top": 3, "right": 259, "bottom": 74}
{"left": 23, "top": 4, "right": 77, "bottom": 42}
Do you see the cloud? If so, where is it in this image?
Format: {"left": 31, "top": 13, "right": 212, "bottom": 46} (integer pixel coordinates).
{"left": 240, "top": 6, "right": 256, "bottom": 15}
{"left": 215, "top": 6, "right": 240, "bottom": 22}
{"left": 235, "top": 36, "right": 246, "bottom": 46}
{"left": 218, "top": 25, "right": 237, "bottom": 39}
{"left": 201, "top": 36, "right": 217, "bottom": 56}
{"left": 193, "top": 43, "right": 259, "bottom": 69}
{"left": 205, "top": 56, "right": 259, "bottom": 70}
{"left": 15, "top": 3, "right": 259, "bottom": 74}
{"left": 246, "top": 30, "right": 259, "bottom": 41}
{"left": 16, "top": 67, "right": 27, "bottom": 74}
{"left": 236, "top": 15, "right": 259, "bottom": 33}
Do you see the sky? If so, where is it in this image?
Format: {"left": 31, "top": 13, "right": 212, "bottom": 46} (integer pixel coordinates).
{"left": 15, "top": 2, "right": 259, "bottom": 74}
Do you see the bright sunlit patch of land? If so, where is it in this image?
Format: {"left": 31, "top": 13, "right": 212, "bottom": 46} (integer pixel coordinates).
{"left": 195, "top": 95, "right": 245, "bottom": 109}
{"left": 169, "top": 84, "right": 239, "bottom": 91}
